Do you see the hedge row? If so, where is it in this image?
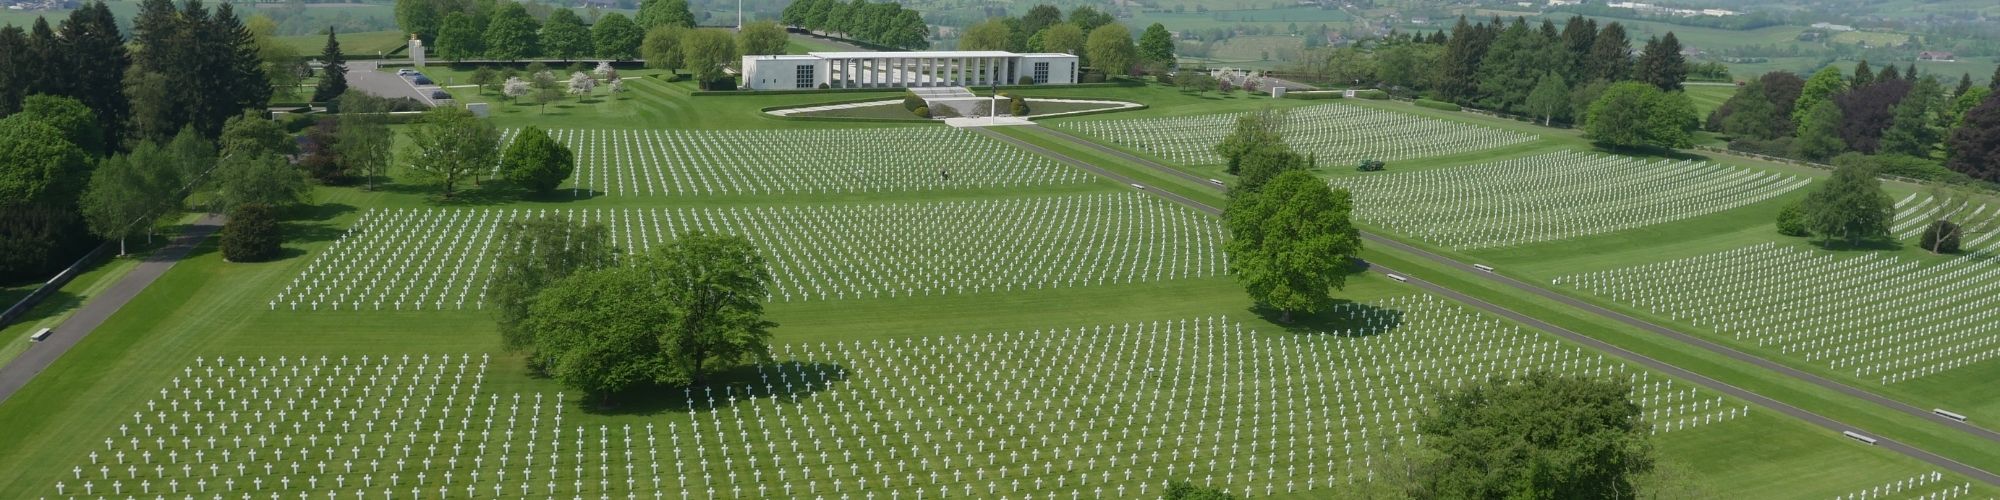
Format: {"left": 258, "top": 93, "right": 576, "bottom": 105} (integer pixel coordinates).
{"left": 1414, "top": 98, "right": 1461, "bottom": 111}
{"left": 1283, "top": 91, "right": 1344, "bottom": 100}
{"left": 1352, "top": 89, "right": 1389, "bottom": 100}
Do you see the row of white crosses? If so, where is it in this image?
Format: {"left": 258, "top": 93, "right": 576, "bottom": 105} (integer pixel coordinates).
{"left": 489, "top": 127, "right": 1093, "bottom": 197}
{"left": 1833, "top": 471, "right": 1978, "bottom": 500}
{"left": 274, "top": 193, "right": 1228, "bottom": 311}
{"left": 56, "top": 294, "right": 1750, "bottom": 499}
{"left": 1327, "top": 150, "right": 1810, "bottom": 250}
{"left": 1889, "top": 193, "right": 2000, "bottom": 245}
{"left": 273, "top": 209, "right": 505, "bottom": 312}
{"left": 1054, "top": 103, "right": 1535, "bottom": 167}
{"left": 1555, "top": 241, "right": 2000, "bottom": 384}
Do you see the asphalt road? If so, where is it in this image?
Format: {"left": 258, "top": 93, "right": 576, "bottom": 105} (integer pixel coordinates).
{"left": 0, "top": 214, "right": 223, "bottom": 406}
{"left": 985, "top": 125, "right": 2000, "bottom": 486}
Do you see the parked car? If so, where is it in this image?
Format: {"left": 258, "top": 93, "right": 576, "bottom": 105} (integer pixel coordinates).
{"left": 430, "top": 90, "right": 452, "bottom": 100}
{"left": 395, "top": 68, "right": 416, "bottom": 76}
{"left": 412, "top": 76, "right": 433, "bottom": 85}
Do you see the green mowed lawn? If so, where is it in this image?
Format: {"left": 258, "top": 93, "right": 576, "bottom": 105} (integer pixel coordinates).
{"left": 274, "top": 29, "right": 408, "bottom": 57}
{"left": 1684, "top": 83, "right": 1737, "bottom": 115}
{"left": 0, "top": 76, "right": 1994, "bottom": 497}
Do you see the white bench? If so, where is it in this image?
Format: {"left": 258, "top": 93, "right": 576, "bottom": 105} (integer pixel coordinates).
{"left": 30, "top": 328, "right": 52, "bottom": 342}
{"left": 1843, "top": 431, "right": 1877, "bottom": 445}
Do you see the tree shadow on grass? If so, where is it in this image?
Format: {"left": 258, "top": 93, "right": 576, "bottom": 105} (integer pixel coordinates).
{"left": 582, "top": 361, "right": 849, "bottom": 416}
{"left": 3, "top": 290, "right": 79, "bottom": 326}
{"left": 1810, "top": 236, "right": 1903, "bottom": 253}
{"left": 1259, "top": 300, "right": 1406, "bottom": 337}
{"left": 375, "top": 181, "right": 522, "bottom": 207}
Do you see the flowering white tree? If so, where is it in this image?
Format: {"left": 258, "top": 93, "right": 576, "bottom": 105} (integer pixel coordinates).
{"left": 502, "top": 77, "right": 530, "bottom": 104}
{"left": 567, "top": 71, "right": 597, "bottom": 100}
{"left": 594, "top": 61, "right": 616, "bottom": 80}
{"left": 607, "top": 78, "right": 625, "bottom": 94}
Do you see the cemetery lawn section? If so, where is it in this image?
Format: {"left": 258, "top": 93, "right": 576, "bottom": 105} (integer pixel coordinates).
{"left": 4, "top": 78, "right": 2000, "bottom": 499}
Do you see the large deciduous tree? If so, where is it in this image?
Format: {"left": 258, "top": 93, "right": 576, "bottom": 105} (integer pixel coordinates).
{"left": 540, "top": 8, "right": 593, "bottom": 61}
{"left": 1585, "top": 81, "right": 1696, "bottom": 150}
{"left": 1524, "top": 71, "right": 1570, "bottom": 126}
{"left": 483, "top": 2, "right": 540, "bottom": 61}
{"left": 643, "top": 25, "right": 690, "bottom": 73}
{"left": 641, "top": 232, "right": 776, "bottom": 386}
{"left": 1721, "top": 80, "right": 1781, "bottom": 140}
{"left": 492, "top": 215, "right": 615, "bottom": 354}
{"left": 960, "top": 18, "right": 1011, "bottom": 51}
{"left": 736, "top": 20, "right": 788, "bottom": 56}
{"left": 680, "top": 28, "right": 738, "bottom": 89}
{"left": 1411, "top": 371, "right": 1654, "bottom": 498}
{"left": 1224, "top": 170, "right": 1362, "bottom": 323}
{"left": 593, "top": 13, "right": 644, "bottom": 60}
{"left": 1802, "top": 158, "right": 1894, "bottom": 246}
{"left": 500, "top": 126, "right": 575, "bottom": 195}
{"left": 1835, "top": 78, "right": 1911, "bottom": 154}
{"left": 1214, "top": 109, "right": 1285, "bottom": 175}
{"left": 1793, "top": 100, "right": 1847, "bottom": 161}
{"left": 437, "top": 13, "right": 483, "bottom": 60}
{"left": 403, "top": 105, "right": 498, "bottom": 198}
{"left": 1793, "top": 66, "right": 1846, "bottom": 134}
{"left": 1039, "top": 23, "right": 1086, "bottom": 57}
{"left": 334, "top": 94, "right": 396, "bottom": 190}
{"left": 524, "top": 263, "right": 674, "bottom": 402}
{"left": 637, "top": 0, "right": 695, "bottom": 30}
{"left": 1085, "top": 23, "right": 1136, "bottom": 76}
{"left": 1946, "top": 92, "right": 2000, "bottom": 181}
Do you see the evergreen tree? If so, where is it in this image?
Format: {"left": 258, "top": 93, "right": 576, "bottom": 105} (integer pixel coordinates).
{"left": 1139, "top": 23, "right": 1175, "bottom": 67}
{"left": 1558, "top": 16, "right": 1596, "bottom": 84}
{"left": 0, "top": 27, "right": 25, "bottom": 115}
{"left": 484, "top": 2, "right": 541, "bottom": 61}
{"left": 1436, "top": 17, "right": 1485, "bottom": 103}
{"left": 1636, "top": 32, "right": 1685, "bottom": 91}
{"left": 1851, "top": 60, "right": 1874, "bottom": 88}
{"left": 1880, "top": 76, "right": 1945, "bottom": 157}
{"left": 1589, "top": 22, "right": 1630, "bottom": 82}
{"left": 24, "top": 18, "right": 61, "bottom": 98}
{"left": 1946, "top": 93, "right": 2000, "bottom": 181}
{"left": 313, "top": 28, "right": 348, "bottom": 103}
{"left": 1474, "top": 18, "right": 1559, "bottom": 112}
{"left": 58, "top": 2, "right": 131, "bottom": 151}
{"left": 1958, "top": 73, "right": 1974, "bottom": 97}
{"left": 1991, "top": 65, "right": 2000, "bottom": 91}
{"left": 1877, "top": 63, "right": 1900, "bottom": 82}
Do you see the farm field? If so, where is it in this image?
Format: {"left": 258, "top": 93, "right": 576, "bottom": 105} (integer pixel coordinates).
{"left": 6, "top": 48, "right": 2000, "bottom": 500}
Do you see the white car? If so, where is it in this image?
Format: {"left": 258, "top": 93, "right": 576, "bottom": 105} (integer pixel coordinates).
{"left": 396, "top": 69, "right": 416, "bottom": 76}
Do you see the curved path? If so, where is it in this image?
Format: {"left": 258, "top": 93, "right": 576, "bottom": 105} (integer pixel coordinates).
{"left": 0, "top": 214, "right": 222, "bottom": 405}
{"left": 974, "top": 125, "right": 2000, "bottom": 485}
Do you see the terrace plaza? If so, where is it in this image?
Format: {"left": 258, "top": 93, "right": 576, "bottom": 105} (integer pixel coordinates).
{"left": 741, "top": 51, "right": 1080, "bottom": 90}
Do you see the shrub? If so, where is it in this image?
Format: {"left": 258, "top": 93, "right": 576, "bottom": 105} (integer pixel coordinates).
{"left": 1775, "top": 201, "right": 1808, "bottom": 237}
{"left": 1353, "top": 89, "right": 1389, "bottom": 100}
{"left": 912, "top": 106, "right": 930, "bottom": 119}
{"left": 1921, "top": 220, "right": 1962, "bottom": 253}
{"left": 1009, "top": 95, "right": 1029, "bottom": 116}
{"left": 221, "top": 203, "right": 282, "bottom": 262}
{"left": 1415, "top": 98, "right": 1461, "bottom": 111}
{"left": 704, "top": 77, "right": 736, "bottom": 91}
{"left": 1017, "top": 75, "right": 1035, "bottom": 85}
{"left": 1284, "top": 91, "right": 1343, "bottom": 100}
{"left": 902, "top": 92, "right": 925, "bottom": 112}
{"left": 1356, "top": 159, "right": 1386, "bottom": 172}
{"left": 1080, "top": 71, "right": 1107, "bottom": 83}
{"left": 817, "top": 82, "right": 829, "bottom": 89}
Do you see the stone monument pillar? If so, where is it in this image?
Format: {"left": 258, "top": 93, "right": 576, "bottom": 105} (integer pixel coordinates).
{"left": 409, "top": 34, "right": 426, "bottom": 68}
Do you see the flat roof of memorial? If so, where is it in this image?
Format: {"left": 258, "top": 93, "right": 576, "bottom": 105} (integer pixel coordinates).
{"left": 808, "top": 51, "right": 1027, "bottom": 58}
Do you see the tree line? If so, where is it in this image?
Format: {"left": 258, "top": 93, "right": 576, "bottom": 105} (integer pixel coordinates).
{"left": 778, "top": 0, "right": 931, "bottom": 50}
{"left": 0, "top": 0, "right": 282, "bottom": 279}
{"left": 407, "top": 0, "right": 649, "bottom": 62}
{"left": 1712, "top": 62, "right": 2000, "bottom": 185}
{"left": 951, "top": 4, "right": 1175, "bottom": 78}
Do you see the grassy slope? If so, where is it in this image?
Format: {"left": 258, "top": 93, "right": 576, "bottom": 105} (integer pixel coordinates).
{"left": 0, "top": 80, "right": 1993, "bottom": 497}
{"left": 1034, "top": 88, "right": 2000, "bottom": 472}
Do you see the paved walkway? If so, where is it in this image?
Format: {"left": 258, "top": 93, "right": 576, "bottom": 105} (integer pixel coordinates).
{"left": 994, "top": 125, "right": 2000, "bottom": 486}
{"left": 0, "top": 214, "right": 223, "bottom": 405}
{"left": 766, "top": 99, "right": 901, "bottom": 116}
